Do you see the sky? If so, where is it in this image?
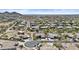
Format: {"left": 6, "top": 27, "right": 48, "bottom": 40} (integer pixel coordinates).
{"left": 0, "top": 9, "right": 79, "bottom": 15}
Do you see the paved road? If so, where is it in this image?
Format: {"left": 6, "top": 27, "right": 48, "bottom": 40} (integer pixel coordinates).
{"left": 32, "top": 40, "right": 79, "bottom": 43}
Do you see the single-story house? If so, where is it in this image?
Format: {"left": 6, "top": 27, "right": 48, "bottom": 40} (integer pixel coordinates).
{"left": 35, "top": 32, "right": 46, "bottom": 40}
{"left": 17, "top": 31, "right": 25, "bottom": 35}
{"left": 65, "top": 26, "right": 72, "bottom": 29}
{"left": 40, "top": 25, "right": 49, "bottom": 29}
{"left": 47, "top": 33, "right": 60, "bottom": 41}
{"left": 65, "top": 33, "right": 74, "bottom": 38}
{"left": 57, "top": 26, "right": 64, "bottom": 29}
{"left": 31, "top": 25, "right": 39, "bottom": 30}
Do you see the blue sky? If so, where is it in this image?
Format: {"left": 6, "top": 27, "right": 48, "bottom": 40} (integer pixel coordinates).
{"left": 0, "top": 9, "right": 79, "bottom": 14}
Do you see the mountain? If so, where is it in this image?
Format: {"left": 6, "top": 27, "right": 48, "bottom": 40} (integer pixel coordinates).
{"left": 0, "top": 12, "right": 23, "bottom": 21}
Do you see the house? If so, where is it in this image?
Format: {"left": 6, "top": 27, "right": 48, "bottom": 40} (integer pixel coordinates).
{"left": 35, "top": 32, "right": 46, "bottom": 40}
{"left": 64, "top": 33, "right": 74, "bottom": 41}
{"left": 50, "top": 23, "right": 56, "bottom": 28}
{"left": 23, "top": 38, "right": 32, "bottom": 42}
{"left": 65, "top": 24, "right": 71, "bottom": 26}
{"left": 73, "top": 24, "right": 77, "bottom": 26}
{"left": 17, "top": 31, "right": 25, "bottom": 35}
{"left": 31, "top": 25, "right": 39, "bottom": 30}
{"left": 57, "top": 26, "right": 64, "bottom": 29}
{"left": 44, "top": 23, "right": 50, "bottom": 26}
{"left": 17, "top": 33, "right": 31, "bottom": 41}
{"left": 75, "top": 26, "right": 79, "bottom": 29}
{"left": 51, "top": 23, "right": 57, "bottom": 26}
{"left": 15, "top": 31, "right": 31, "bottom": 41}
{"left": 18, "top": 24, "right": 24, "bottom": 27}
{"left": 29, "top": 21, "right": 39, "bottom": 30}
{"left": 30, "top": 21, "right": 37, "bottom": 26}
{"left": 72, "top": 26, "right": 77, "bottom": 28}
{"left": 18, "top": 34, "right": 30, "bottom": 39}
{"left": 65, "top": 33, "right": 74, "bottom": 38}
{"left": 47, "top": 33, "right": 60, "bottom": 41}
{"left": 58, "top": 23, "right": 64, "bottom": 26}
{"left": 40, "top": 25, "right": 49, "bottom": 29}
{"left": 65, "top": 26, "right": 72, "bottom": 29}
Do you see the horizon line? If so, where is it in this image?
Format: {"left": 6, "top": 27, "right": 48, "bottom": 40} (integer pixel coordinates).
{"left": 0, "top": 9, "right": 79, "bottom": 15}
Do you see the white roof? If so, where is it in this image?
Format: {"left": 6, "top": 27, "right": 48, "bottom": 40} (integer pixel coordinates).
{"left": 35, "top": 32, "right": 45, "bottom": 36}
{"left": 65, "top": 33, "right": 74, "bottom": 37}
{"left": 18, "top": 31, "right": 24, "bottom": 33}
{"left": 48, "top": 33, "right": 59, "bottom": 37}
{"left": 57, "top": 26, "right": 63, "bottom": 28}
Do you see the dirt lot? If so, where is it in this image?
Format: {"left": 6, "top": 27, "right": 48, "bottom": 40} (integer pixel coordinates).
{"left": 0, "top": 39, "right": 18, "bottom": 49}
